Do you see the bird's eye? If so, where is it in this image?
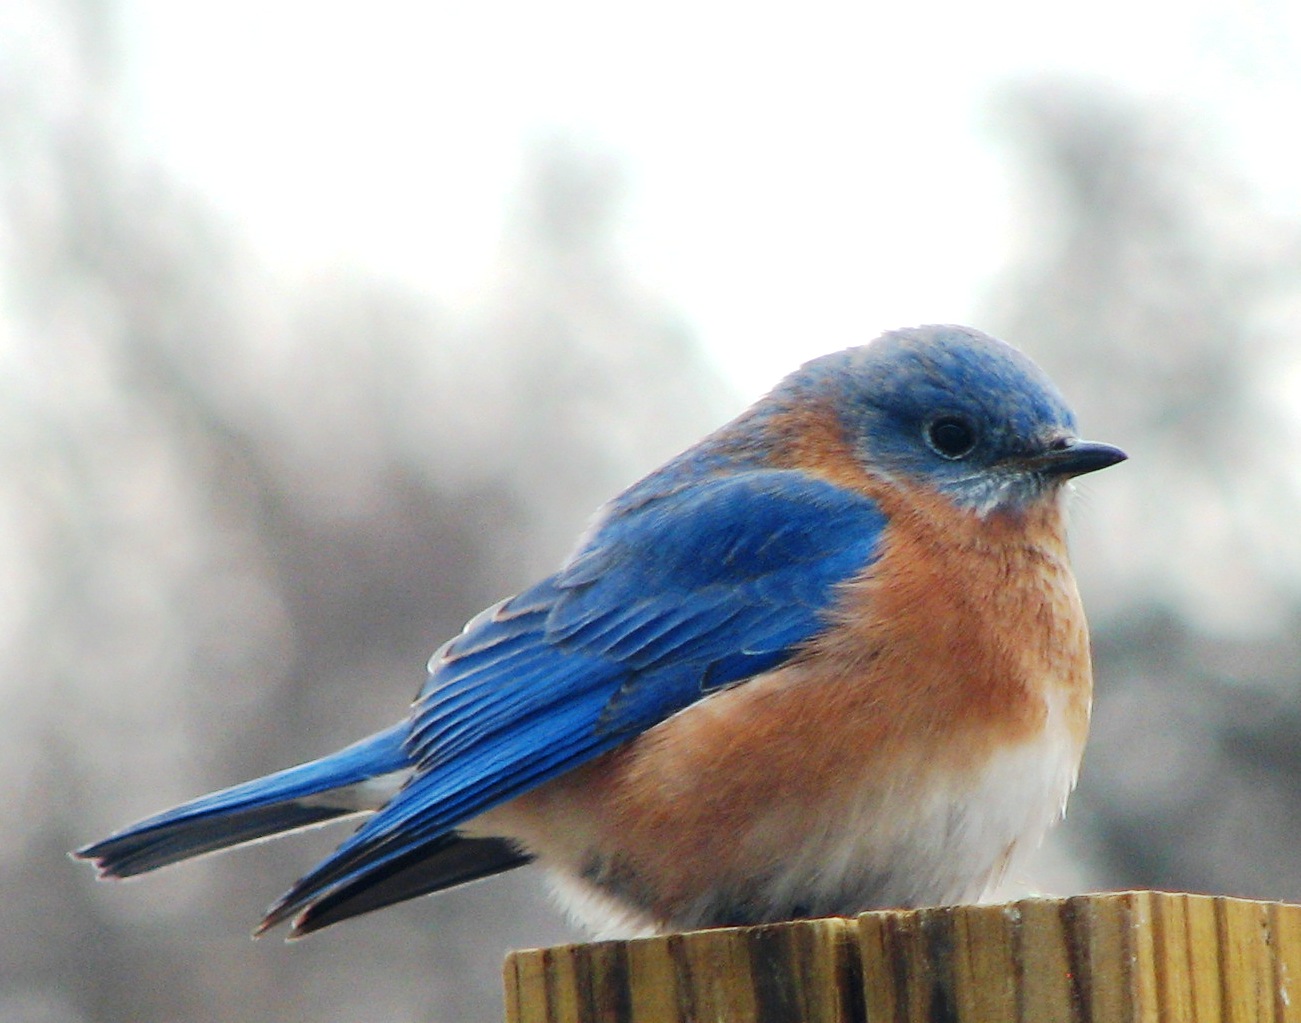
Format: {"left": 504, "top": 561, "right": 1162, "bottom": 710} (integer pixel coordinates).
{"left": 924, "top": 415, "right": 978, "bottom": 459}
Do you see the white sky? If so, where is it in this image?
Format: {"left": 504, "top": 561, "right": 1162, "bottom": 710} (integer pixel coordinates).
{"left": 117, "top": 0, "right": 1301, "bottom": 398}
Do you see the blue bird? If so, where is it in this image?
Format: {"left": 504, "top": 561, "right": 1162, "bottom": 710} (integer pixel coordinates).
{"left": 76, "top": 325, "right": 1125, "bottom": 938}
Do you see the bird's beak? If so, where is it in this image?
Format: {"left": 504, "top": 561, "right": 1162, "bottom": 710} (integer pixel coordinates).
{"left": 1021, "top": 438, "right": 1128, "bottom": 478}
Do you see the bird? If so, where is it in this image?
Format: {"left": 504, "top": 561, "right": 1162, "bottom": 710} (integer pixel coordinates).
{"left": 75, "top": 324, "right": 1125, "bottom": 940}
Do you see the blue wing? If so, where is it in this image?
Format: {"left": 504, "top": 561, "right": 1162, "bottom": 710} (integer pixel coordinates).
{"left": 262, "top": 468, "right": 887, "bottom": 930}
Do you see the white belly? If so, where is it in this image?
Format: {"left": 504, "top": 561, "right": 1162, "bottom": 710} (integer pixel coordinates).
{"left": 544, "top": 688, "right": 1083, "bottom": 937}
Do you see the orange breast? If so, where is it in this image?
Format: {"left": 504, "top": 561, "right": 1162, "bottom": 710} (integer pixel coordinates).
{"left": 806, "top": 478, "right": 1093, "bottom": 763}
{"left": 483, "top": 470, "right": 1094, "bottom": 931}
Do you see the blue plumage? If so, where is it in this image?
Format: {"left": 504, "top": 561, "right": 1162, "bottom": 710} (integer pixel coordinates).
{"left": 255, "top": 470, "right": 884, "bottom": 929}
{"left": 74, "top": 324, "right": 1124, "bottom": 938}
{"left": 78, "top": 724, "right": 411, "bottom": 878}
{"left": 80, "top": 464, "right": 885, "bottom": 935}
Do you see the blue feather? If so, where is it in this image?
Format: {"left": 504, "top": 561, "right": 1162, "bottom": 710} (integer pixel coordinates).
{"left": 76, "top": 724, "right": 411, "bottom": 879}
{"left": 75, "top": 324, "right": 1125, "bottom": 937}
{"left": 261, "top": 469, "right": 885, "bottom": 927}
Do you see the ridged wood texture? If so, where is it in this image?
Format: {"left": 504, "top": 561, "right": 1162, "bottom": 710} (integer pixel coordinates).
{"left": 504, "top": 892, "right": 1301, "bottom": 1023}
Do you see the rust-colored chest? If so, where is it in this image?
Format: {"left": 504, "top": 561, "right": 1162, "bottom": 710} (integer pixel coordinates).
{"left": 799, "top": 477, "right": 1093, "bottom": 768}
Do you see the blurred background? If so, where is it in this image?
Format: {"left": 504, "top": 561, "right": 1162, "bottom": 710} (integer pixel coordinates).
{"left": 5, "top": 0, "right": 1301, "bottom": 1020}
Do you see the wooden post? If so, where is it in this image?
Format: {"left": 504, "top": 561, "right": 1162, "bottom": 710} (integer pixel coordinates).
{"left": 504, "top": 892, "right": 1301, "bottom": 1022}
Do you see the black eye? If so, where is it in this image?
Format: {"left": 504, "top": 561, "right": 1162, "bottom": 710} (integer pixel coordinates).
{"left": 924, "top": 415, "right": 978, "bottom": 459}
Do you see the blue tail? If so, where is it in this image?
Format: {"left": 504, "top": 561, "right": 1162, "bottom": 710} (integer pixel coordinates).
{"left": 75, "top": 724, "right": 412, "bottom": 879}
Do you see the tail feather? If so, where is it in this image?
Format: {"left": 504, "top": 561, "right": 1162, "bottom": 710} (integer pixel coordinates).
{"left": 74, "top": 723, "right": 412, "bottom": 879}
{"left": 283, "top": 835, "right": 533, "bottom": 937}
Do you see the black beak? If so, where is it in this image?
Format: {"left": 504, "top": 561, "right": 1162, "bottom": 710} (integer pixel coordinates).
{"left": 1026, "top": 438, "right": 1128, "bottom": 478}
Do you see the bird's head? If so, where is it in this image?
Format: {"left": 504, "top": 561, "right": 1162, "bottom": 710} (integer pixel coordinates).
{"left": 783, "top": 325, "right": 1126, "bottom": 516}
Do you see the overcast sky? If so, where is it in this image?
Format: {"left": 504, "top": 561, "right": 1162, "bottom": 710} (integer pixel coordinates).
{"left": 112, "top": 0, "right": 1301, "bottom": 396}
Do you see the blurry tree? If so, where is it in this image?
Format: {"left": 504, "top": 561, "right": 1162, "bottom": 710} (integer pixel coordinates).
{"left": 985, "top": 81, "right": 1301, "bottom": 903}
{"left": 0, "top": 3, "right": 722, "bottom": 1022}
{"left": 14, "top": 1, "right": 1301, "bottom": 1020}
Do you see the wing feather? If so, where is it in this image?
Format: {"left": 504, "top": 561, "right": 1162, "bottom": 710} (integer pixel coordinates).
{"left": 263, "top": 469, "right": 887, "bottom": 932}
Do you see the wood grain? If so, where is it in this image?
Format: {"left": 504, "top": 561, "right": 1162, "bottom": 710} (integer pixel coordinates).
{"left": 503, "top": 893, "right": 1301, "bottom": 1022}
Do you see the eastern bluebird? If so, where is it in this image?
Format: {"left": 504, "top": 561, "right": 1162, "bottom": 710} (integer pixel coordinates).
{"left": 76, "top": 324, "right": 1125, "bottom": 938}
